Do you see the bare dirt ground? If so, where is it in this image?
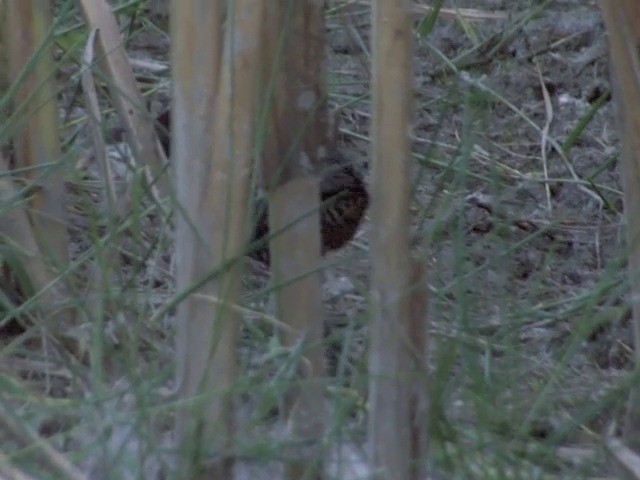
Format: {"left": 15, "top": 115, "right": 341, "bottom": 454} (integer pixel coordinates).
{"left": 239, "top": 0, "right": 627, "bottom": 477}
{"left": 322, "top": 0, "right": 627, "bottom": 477}
{"left": 4, "top": 1, "right": 631, "bottom": 478}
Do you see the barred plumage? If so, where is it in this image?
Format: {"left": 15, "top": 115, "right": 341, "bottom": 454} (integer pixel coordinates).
{"left": 250, "top": 162, "right": 369, "bottom": 265}
{"left": 155, "top": 110, "right": 369, "bottom": 266}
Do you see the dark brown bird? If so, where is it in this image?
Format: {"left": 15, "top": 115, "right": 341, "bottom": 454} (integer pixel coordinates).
{"left": 154, "top": 109, "right": 369, "bottom": 266}
{"left": 249, "top": 161, "right": 369, "bottom": 265}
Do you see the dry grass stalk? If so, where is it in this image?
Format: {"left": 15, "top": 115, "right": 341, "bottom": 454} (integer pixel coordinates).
{"left": 80, "top": 28, "right": 119, "bottom": 217}
{"left": 599, "top": 0, "right": 640, "bottom": 445}
{"left": 261, "top": 2, "right": 329, "bottom": 478}
{"left": 0, "top": 395, "right": 87, "bottom": 480}
{"left": 408, "top": 259, "right": 429, "bottom": 479}
{"left": 368, "top": 0, "right": 418, "bottom": 478}
{"left": 172, "top": 0, "right": 262, "bottom": 477}
{"left": 605, "top": 437, "right": 640, "bottom": 480}
{"left": 0, "top": 449, "right": 39, "bottom": 480}
{"left": 0, "top": 153, "right": 70, "bottom": 322}
{"left": 78, "top": 0, "right": 168, "bottom": 199}
{"left": 0, "top": 1, "right": 7, "bottom": 114}
{"left": 6, "top": 0, "right": 69, "bottom": 267}
{"left": 4, "top": 1, "right": 75, "bottom": 336}
{"left": 348, "top": 1, "right": 508, "bottom": 22}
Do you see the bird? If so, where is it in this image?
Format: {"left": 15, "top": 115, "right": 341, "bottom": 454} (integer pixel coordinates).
{"left": 249, "top": 160, "right": 369, "bottom": 265}
{"left": 154, "top": 109, "right": 369, "bottom": 266}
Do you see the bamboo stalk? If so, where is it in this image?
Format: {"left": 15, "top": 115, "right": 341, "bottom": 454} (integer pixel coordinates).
{"left": 368, "top": 0, "right": 418, "bottom": 478}
{"left": 599, "top": 0, "right": 640, "bottom": 448}
{"left": 6, "top": 0, "right": 68, "bottom": 267}
{"left": 173, "top": 0, "right": 263, "bottom": 477}
{"left": 172, "top": 0, "right": 224, "bottom": 476}
{"left": 261, "top": 2, "right": 329, "bottom": 478}
{"left": 79, "top": 0, "right": 168, "bottom": 198}
{"left": 4, "top": 0, "right": 74, "bottom": 332}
